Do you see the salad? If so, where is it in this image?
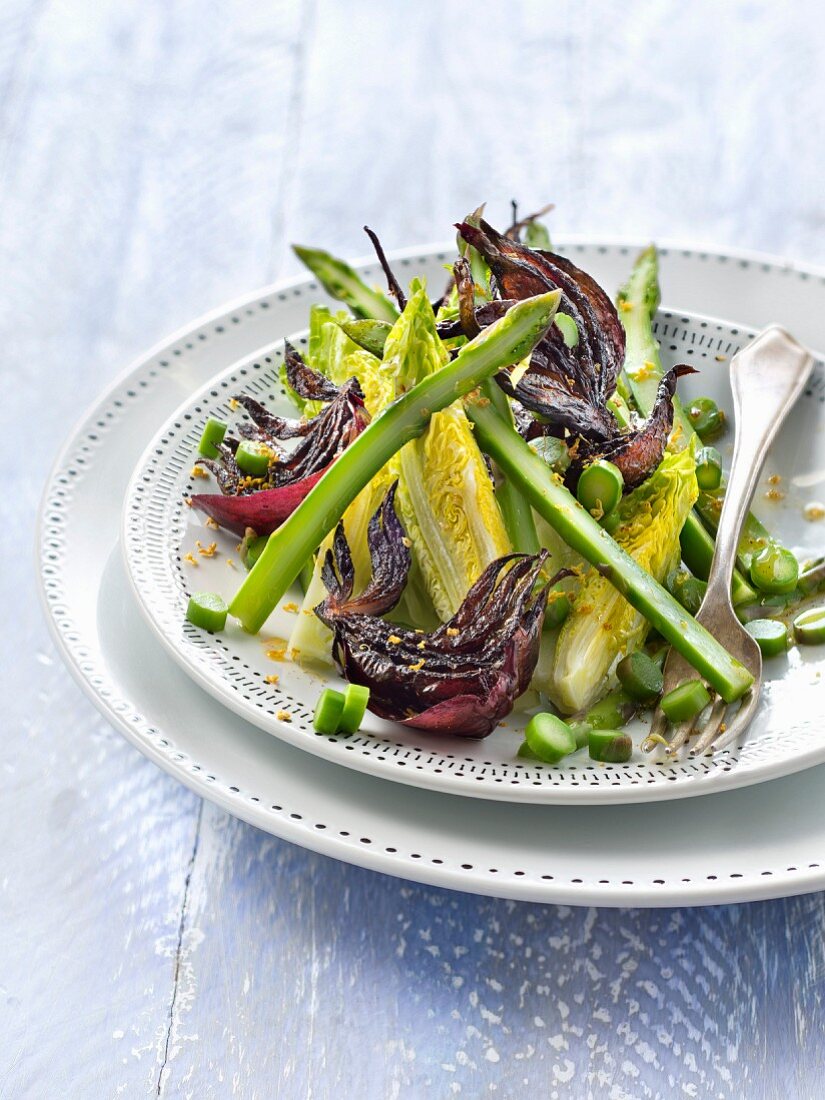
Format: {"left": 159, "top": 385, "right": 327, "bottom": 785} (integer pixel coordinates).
{"left": 182, "top": 206, "right": 825, "bottom": 764}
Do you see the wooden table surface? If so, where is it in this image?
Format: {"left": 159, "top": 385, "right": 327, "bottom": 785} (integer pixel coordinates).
{"left": 5, "top": 2, "right": 825, "bottom": 1095}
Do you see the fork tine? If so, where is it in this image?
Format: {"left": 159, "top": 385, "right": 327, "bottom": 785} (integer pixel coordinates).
{"left": 665, "top": 719, "right": 694, "bottom": 756}
{"left": 642, "top": 708, "right": 669, "bottom": 753}
{"left": 688, "top": 696, "right": 728, "bottom": 756}
{"left": 705, "top": 690, "right": 756, "bottom": 753}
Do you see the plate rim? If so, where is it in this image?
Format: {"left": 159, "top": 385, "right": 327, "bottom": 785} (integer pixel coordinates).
{"left": 36, "top": 237, "right": 825, "bottom": 906}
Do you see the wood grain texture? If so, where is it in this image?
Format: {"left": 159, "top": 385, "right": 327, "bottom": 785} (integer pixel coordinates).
{"left": 4, "top": 0, "right": 825, "bottom": 1096}
{"left": 155, "top": 807, "right": 825, "bottom": 1099}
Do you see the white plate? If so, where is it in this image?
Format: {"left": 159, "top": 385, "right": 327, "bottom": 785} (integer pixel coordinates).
{"left": 38, "top": 240, "right": 825, "bottom": 905}
{"left": 122, "top": 273, "right": 825, "bottom": 804}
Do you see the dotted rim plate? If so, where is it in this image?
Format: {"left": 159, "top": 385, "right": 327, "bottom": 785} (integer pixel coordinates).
{"left": 121, "top": 277, "right": 825, "bottom": 805}
{"left": 37, "top": 240, "right": 825, "bottom": 905}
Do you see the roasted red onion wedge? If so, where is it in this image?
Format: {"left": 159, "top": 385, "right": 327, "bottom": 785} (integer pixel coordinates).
{"left": 599, "top": 365, "right": 696, "bottom": 487}
{"left": 571, "top": 365, "right": 698, "bottom": 491}
{"left": 435, "top": 298, "right": 515, "bottom": 341}
{"left": 504, "top": 201, "right": 556, "bottom": 242}
{"left": 452, "top": 223, "right": 694, "bottom": 489}
{"left": 191, "top": 348, "right": 368, "bottom": 536}
{"left": 456, "top": 218, "right": 625, "bottom": 442}
{"left": 283, "top": 340, "right": 341, "bottom": 403}
{"left": 315, "top": 485, "right": 557, "bottom": 738}
{"left": 232, "top": 342, "right": 341, "bottom": 442}
{"left": 190, "top": 471, "right": 327, "bottom": 538}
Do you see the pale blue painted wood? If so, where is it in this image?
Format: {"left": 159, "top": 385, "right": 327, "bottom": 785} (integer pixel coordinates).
{"left": 159, "top": 806, "right": 825, "bottom": 1099}
{"left": 4, "top": 1, "right": 825, "bottom": 1096}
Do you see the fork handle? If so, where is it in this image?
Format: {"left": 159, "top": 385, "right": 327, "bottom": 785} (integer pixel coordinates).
{"left": 704, "top": 326, "right": 813, "bottom": 607}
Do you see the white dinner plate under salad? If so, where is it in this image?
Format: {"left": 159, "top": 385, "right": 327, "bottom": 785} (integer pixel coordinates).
{"left": 121, "top": 256, "right": 825, "bottom": 805}
{"left": 38, "top": 240, "right": 825, "bottom": 904}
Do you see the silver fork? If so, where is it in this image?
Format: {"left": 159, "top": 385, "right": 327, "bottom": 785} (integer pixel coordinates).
{"left": 644, "top": 325, "right": 813, "bottom": 757}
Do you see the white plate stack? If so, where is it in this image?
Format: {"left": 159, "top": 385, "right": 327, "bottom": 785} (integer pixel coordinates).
{"left": 38, "top": 241, "right": 825, "bottom": 906}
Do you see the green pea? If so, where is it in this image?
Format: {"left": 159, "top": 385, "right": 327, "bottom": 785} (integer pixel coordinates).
{"left": 695, "top": 446, "right": 723, "bottom": 490}
{"left": 686, "top": 396, "right": 726, "bottom": 442}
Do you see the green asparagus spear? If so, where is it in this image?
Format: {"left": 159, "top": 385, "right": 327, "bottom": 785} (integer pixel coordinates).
{"left": 617, "top": 246, "right": 760, "bottom": 605}
{"left": 677, "top": 510, "right": 756, "bottom": 604}
{"left": 457, "top": 204, "right": 492, "bottom": 295}
{"left": 554, "top": 312, "right": 578, "bottom": 346}
{"left": 293, "top": 245, "right": 399, "bottom": 322}
{"left": 617, "top": 246, "right": 689, "bottom": 433}
{"left": 333, "top": 249, "right": 548, "bottom": 562}
{"left": 510, "top": 201, "right": 555, "bottom": 251}
{"left": 486, "top": 381, "right": 541, "bottom": 554}
{"left": 524, "top": 220, "right": 552, "bottom": 251}
{"left": 465, "top": 381, "right": 753, "bottom": 703}
{"left": 229, "top": 290, "right": 563, "bottom": 633}
{"left": 694, "top": 489, "right": 799, "bottom": 592}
